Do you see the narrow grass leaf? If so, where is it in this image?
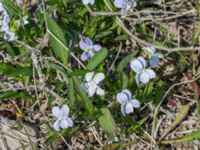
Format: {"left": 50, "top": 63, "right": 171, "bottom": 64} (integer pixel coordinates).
{"left": 126, "top": 116, "right": 148, "bottom": 136}
{"left": 68, "top": 78, "right": 76, "bottom": 107}
{"left": 0, "top": 91, "right": 26, "bottom": 100}
{"left": 161, "top": 104, "right": 190, "bottom": 140}
{"left": 161, "top": 129, "right": 200, "bottom": 144}
{"left": 3, "top": 0, "right": 20, "bottom": 17}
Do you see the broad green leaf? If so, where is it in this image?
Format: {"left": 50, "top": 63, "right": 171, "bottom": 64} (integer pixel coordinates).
{"left": 73, "top": 77, "right": 93, "bottom": 112}
{"left": 98, "top": 108, "right": 116, "bottom": 140}
{"left": 86, "top": 48, "right": 108, "bottom": 71}
{"left": 161, "top": 129, "right": 200, "bottom": 144}
{"left": 46, "top": 14, "right": 68, "bottom": 65}
{"left": 117, "top": 50, "right": 138, "bottom": 71}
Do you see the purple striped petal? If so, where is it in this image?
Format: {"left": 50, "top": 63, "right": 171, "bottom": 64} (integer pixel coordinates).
{"left": 53, "top": 120, "right": 60, "bottom": 131}
{"left": 52, "top": 106, "right": 62, "bottom": 118}
{"left": 61, "top": 105, "right": 69, "bottom": 117}
{"left": 79, "top": 40, "right": 89, "bottom": 51}
{"left": 130, "top": 99, "right": 140, "bottom": 108}
{"left": 81, "top": 52, "right": 89, "bottom": 61}
{"left": 92, "top": 44, "right": 101, "bottom": 51}
{"left": 145, "top": 69, "right": 156, "bottom": 79}
{"left": 125, "top": 101, "right": 134, "bottom": 114}
{"left": 114, "top": 0, "right": 125, "bottom": 8}
{"left": 150, "top": 55, "right": 159, "bottom": 68}
{"left": 140, "top": 71, "right": 150, "bottom": 83}
{"left": 121, "top": 103, "right": 126, "bottom": 116}
{"left": 85, "top": 37, "right": 93, "bottom": 46}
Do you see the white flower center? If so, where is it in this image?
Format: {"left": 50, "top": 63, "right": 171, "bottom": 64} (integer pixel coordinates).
{"left": 124, "top": 2, "right": 132, "bottom": 11}
{"left": 88, "top": 80, "right": 98, "bottom": 88}
{"left": 58, "top": 115, "right": 67, "bottom": 121}
{"left": 86, "top": 46, "right": 94, "bottom": 54}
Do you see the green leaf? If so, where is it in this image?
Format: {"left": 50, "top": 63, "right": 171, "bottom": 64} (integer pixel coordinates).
{"left": 45, "top": 14, "right": 68, "bottom": 65}
{"left": 0, "top": 63, "right": 16, "bottom": 75}
{"left": 0, "top": 63, "right": 32, "bottom": 77}
{"left": 144, "top": 81, "right": 154, "bottom": 98}
{"left": 96, "top": 31, "right": 113, "bottom": 39}
{"left": 45, "top": 131, "right": 60, "bottom": 144}
{"left": 126, "top": 116, "right": 148, "bottom": 136}
{"left": 2, "top": 0, "right": 20, "bottom": 17}
{"left": 73, "top": 77, "right": 93, "bottom": 112}
{"left": 68, "top": 78, "right": 76, "bottom": 107}
{"left": 86, "top": 48, "right": 108, "bottom": 71}
{"left": 10, "top": 66, "right": 32, "bottom": 76}
{"left": 0, "top": 91, "right": 26, "bottom": 100}
{"left": 103, "top": 141, "right": 137, "bottom": 150}
{"left": 114, "top": 35, "right": 128, "bottom": 41}
{"left": 117, "top": 51, "right": 138, "bottom": 90}
{"left": 5, "top": 43, "right": 18, "bottom": 56}
{"left": 49, "top": 63, "right": 69, "bottom": 82}
{"left": 98, "top": 108, "right": 116, "bottom": 140}
{"left": 178, "top": 53, "right": 187, "bottom": 72}
{"left": 153, "top": 80, "right": 164, "bottom": 105}
{"left": 117, "top": 50, "right": 138, "bottom": 71}
{"left": 67, "top": 70, "right": 89, "bottom": 77}
{"left": 161, "top": 129, "right": 200, "bottom": 144}
{"left": 119, "top": 70, "right": 128, "bottom": 89}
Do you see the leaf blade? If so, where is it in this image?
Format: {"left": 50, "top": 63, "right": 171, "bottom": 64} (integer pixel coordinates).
{"left": 86, "top": 48, "right": 108, "bottom": 71}
{"left": 98, "top": 108, "right": 116, "bottom": 140}
{"left": 45, "top": 14, "right": 68, "bottom": 65}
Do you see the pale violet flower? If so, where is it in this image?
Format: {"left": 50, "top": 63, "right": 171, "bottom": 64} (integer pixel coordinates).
{"left": 4, "top": 31, "right": 18, "bottom": 41}
{"left": 0, "top": 2, "right": 4, "bottom": 12}
{"left": 143, "top": 47, "right": 163, "bottom": 68}
{"left": 52, "top": 105, "right": 73, "bottom": 131}
{"left": 0, "top": 2, "right": 17, "bottom": 41}
{"left": 79, "top": 37, "right": 101, "bottom": 61}
{"left": 82, "top": 0, "right": 94, "bottom": 5}
{"left": 20, "top": 16, "right": 29, "bottom": 26}
{"left": 82, "top": 72, "right": 105, "bottom": 97}
{"left": 0, "top": 11, "right": 10, "bottom": 33}
{"left": 117, "top": 89, "right": 140, "bottom": 116}
{"left": 114, "top": 0, "right": 137, "bottom": 17}
{"left": 130, "top": 57, "right": 156, "bottom": 85}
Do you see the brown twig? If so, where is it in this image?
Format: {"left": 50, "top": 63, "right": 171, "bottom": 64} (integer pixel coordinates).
{"left": 152, "top": 73, "right": 200, "bottom": 139}
{"left": 87, "top": 4, "right": 200, "bottom": 52}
